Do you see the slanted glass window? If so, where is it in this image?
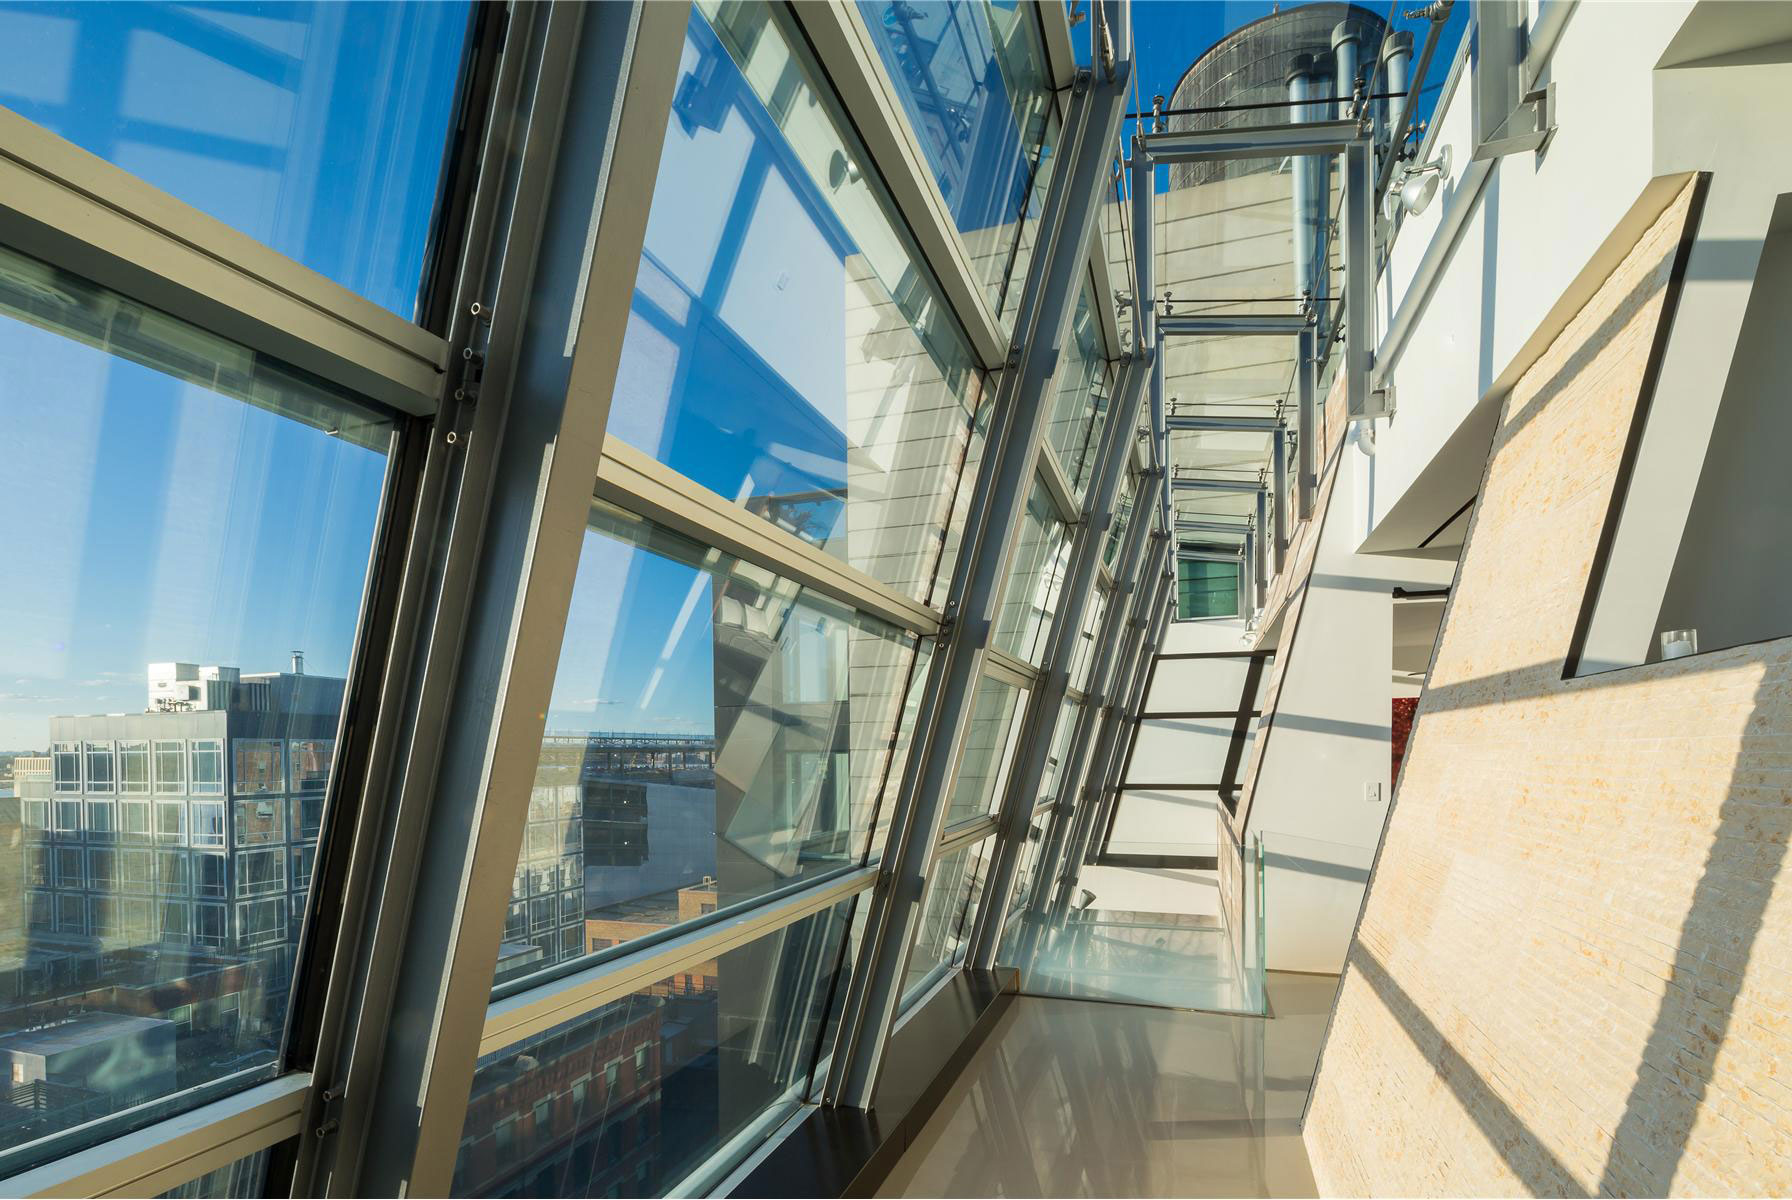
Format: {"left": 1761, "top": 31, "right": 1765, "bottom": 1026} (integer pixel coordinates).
{"left": 1105, "top": 475, "right": 1135, "bottom": 567}
{"left": 153, "top": 739, "right": 187, "bottom": 793}
{"left": 1043, "top": 285, "right": 1110, "bottom": 495}
{"left": 118, "top": 739, "right": 150, "bottom": 793}
{"left": 51, "top": 742, "right": 80, "bottom": 792}
{"left": 233, "top": 739, "right": 284, "bottom": 795}
{"left": 0, "top": 242, "right": 390, "bottom": 1160}
{"left": 1178, "top": 558, "right": 1241, "bottom": 620}
{"left": 610, "top": 3, "right": 983, "bottom": 602}
{"left": 83, "top": 741, "right": 116, "bottom": 793}
{"left": 857, "top": 0, "right": 1056, "bottom": 316}
{"left": 457, "top": 900, "right": 858, "bottom": 1197}
{"left": 994, "top": 482, "right": 1071, "bottom": 664}
{"left": 288, "top": 738, "right": 332, "bottom": 793}
{"left": 193, "top": 852, "right": 228, "bottom": 900}
{"left": 292, "top": 793, "right": 326, "bottom": 843}
{"left": 190, "top": 739, "right": 225, "bottom": 796}
{"left": 493, "top": 500, "right": 918, "bottom": 990}
{"left": 905, "top": 836, "right": 992, "bottom": 1001}
{"left": 0, "top": 3, "right": 474, "bottom": 318}
{"left": 944, "top": 675, "right": 1025, "bottom": 824}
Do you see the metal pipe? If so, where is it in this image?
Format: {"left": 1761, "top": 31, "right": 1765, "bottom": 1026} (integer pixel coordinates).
{"left": 1286, "top": 55, "right": 1318, "bottom": 308}
{"left": 1297, "top": 327, "right": 1317, "bottom": 519}
{"left": 1371, "top": 154, "right": 1494, "bottom": 391}
{"left": 1130, "top": 145, "right": 1153, "bottom": 356}
{"left": 1171, "top": 477, "right": 1265, "bottom": 494}
{"left": 1272, "top": 426, "right": 1288, "bottom": 573}
{"left": 1159, "top": 314, "right": 1309, "bottom": 337}
{"left": 1332, "top": 22, "right": 1360, "bottom": 121}
{"left": 1381, "top": 30, "right": 1413, "bottom": 146}
{"left": 1166, "top": 415, "right": 1284, "bottom": 432}
{"left": 1152, "top": 337, "right": 1170, "bottom": 534}
{"left": 1242, "top": 528, "right": 1258, "bottom": 613}
{"left": 1521, "top": 0, "right": 1578, "bottom": 95}
{"left": 1254, "top": 488, "right": 1270, "bottom": 596}
{"left": 1375, "top": 3, "right": 1451, "bottom": 201}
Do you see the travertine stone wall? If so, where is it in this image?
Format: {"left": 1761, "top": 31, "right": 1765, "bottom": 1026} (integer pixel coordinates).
{"left": 1306, "top": 177, "right": 1792, "bottom": 1194}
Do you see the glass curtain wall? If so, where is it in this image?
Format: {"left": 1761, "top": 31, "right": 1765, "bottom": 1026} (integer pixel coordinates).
{"left": 611, "top": 2, "right": 984, "bottom": 603}
{"left": 0, "top": 0, "right": 1129, "bottom": 1192}
{"left": 0, "top": 246, "right": 398, "bottom": 1161}
{"left": 857, "top": 0, "right": 1056, "bottom": 317}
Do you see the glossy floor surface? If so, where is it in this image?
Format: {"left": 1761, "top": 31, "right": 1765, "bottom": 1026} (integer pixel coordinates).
{"left": 876, "top": 972, "right": 1339, "bottom": 1198}
{"left": 1020, "top": 906, "right": 1259, "bottom": 1014}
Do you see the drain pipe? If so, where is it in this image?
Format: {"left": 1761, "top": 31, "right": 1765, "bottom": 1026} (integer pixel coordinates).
{"left": 1332, "top": 21, "right": 1360, "bottom": 121}
{"left": 1287, "top": 54, "right": 1319, "bottom": 310}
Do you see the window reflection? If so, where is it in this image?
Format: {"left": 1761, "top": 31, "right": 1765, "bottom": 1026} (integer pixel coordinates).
{"left": 0, "top": 2, "right": 472, "bottom": 319}
{"left": 494, "top": 503, "right": 921, "bottom": 991}
{"left": 612, "top": 3, "right": 984, "bottom": 602}
{"left": 0, "top": 244, "right": 390, "bottom": 1162}
{"left": 994, "top": 482, "right": 1072, "bottom": 665}
{"left": 1044, "top": 284, "right": 1111, "bottom": 496}
{"left": 943, "top": 676, "right": 1025, "bottom": 825}
{"left": 456, "top": 901, "right": 857, "bottom": 1198}
{"left": 904, "top": 836, "right": 993, "bottom": 1002}
{"left": 858, "top": 0, "right": 1056, "bottom": 316}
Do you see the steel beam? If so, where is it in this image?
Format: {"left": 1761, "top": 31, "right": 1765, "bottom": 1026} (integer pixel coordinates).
{"left": 1172, "top": 476, "right": 1266, "bottom": 495}
{"left": 1158, "top": 314, "right": 1311, "bottom": 338}
{"left": 824, "top": 54, "right": 1133, "bottom": 1110}
{"left": 968, "top": 348, "right": 1152, "bottom": 969}
{"left": 1178, "top": 518, "right": 1250, "bottom": 536}
{"left": 1139, "top": 118, "right": 1366, "bottom": 164}
{"left": 1343, "top": 138, "right": 1384, "bottom": 419}
{"left": 1166, "top": 415, "right": 1282, "bottom": 432}
{"left": 1272, "top": 426, "right": 1289, "bottom": 573}
{"left": 1254, "top": 488, "right": 1271, "bottom": 598}
{"left": 1298, "top": 327, "right": 1318, "bottom": 518}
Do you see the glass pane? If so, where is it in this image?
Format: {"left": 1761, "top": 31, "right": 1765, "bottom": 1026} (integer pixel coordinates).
{"left": 1009, "top": 807, "right": 1054, "bottom": 915}
{"left": 613, "top": 3, "right": 983, "bottom": 602}
{"left": 993, "top": 482, "right": 1070, "bottom": 665}
{"left": 856, "top": 0, "right": 1055, "bottom": 315}
{"left": 1179, "top": 558, "right": 1241, "bottom": 619}
{"left": 156, "top": 1145, "right": 274, "bottom": 1199}
{"left": 0, "top": 242, "right": 388, "bottom": 1163}
{"left": 903, "top": 836, "right": 992, "bottom": 1002}
{"left": 943, "top": 676, "right": 1024, "bottom": 824}
{"left": 0, "top": 3, "right": 473, "bottom": 318}
{"left": 1043, "top": 284, "right": 1109, "bottom": 496}
{"left": 496, "top": 502, "right": 918, "bottom": 991}
{"left": 455, "top": 900, "right": 858, "bottom": 1197}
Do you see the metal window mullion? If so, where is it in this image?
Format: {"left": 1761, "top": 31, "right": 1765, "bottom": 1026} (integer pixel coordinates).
{"left": 304, "top": 5, "right": 691, "bottom": 1195}
{"left": 0, "top": 109, "right": 446, "bottom": 413}
{"left": 1061, "top": 546, "right": 1171, "bottom": 899}
{"left": 1298, "top": 327, "right": 1318, "bottom": 518}
{"left": 0, "top": 1074, "right": 310, "bottom": 1200}
{"left": 1089, "top": 560, "right": 1173, "bottom": 858}
{"left": 1019, "top": 465, "right": 1158, "bottom": 940}
{"left": 1071, "top": 540, "right": 1168, "bottom": 875}
{"left": 479, "top": 866, "right": 876, "bottom": 1057}
{"left": 966, "top": 348, "right": 1149, "bottom": 969}
{"left": 595, "top": 437, "right": 941, "bottom": 637}
{"left": 822, "top": 57, "right": 1131, "bottom": 1110}
{"left": 1343, "top": 138, "right": 1380, "bottom": 419}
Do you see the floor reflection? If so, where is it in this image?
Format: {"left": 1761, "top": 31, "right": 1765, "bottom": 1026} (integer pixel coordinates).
{"left": 1023, "top": 908, "right": 1253, "bottom": 1013}
{"left": 878, "top": 973, "right": 1339, "bottom": 1199}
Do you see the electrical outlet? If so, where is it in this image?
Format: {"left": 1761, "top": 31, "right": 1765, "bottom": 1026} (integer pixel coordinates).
{"left": 1364, "top": 781, "right": 1384, "bottom": 804}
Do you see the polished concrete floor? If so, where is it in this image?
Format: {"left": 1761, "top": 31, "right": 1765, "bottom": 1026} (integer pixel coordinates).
{"left": 876, "top": 972, "right": 1339, "bottom": 1198}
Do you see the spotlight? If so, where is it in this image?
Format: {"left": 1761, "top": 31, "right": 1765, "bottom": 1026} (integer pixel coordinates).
{"left": 1396, "top": 145, "right": 1452, "bottom": 216}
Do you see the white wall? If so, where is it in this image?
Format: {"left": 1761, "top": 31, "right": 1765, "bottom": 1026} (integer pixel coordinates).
{"left": 1360, "top": 3, "right": 1696, "bottom": 551}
